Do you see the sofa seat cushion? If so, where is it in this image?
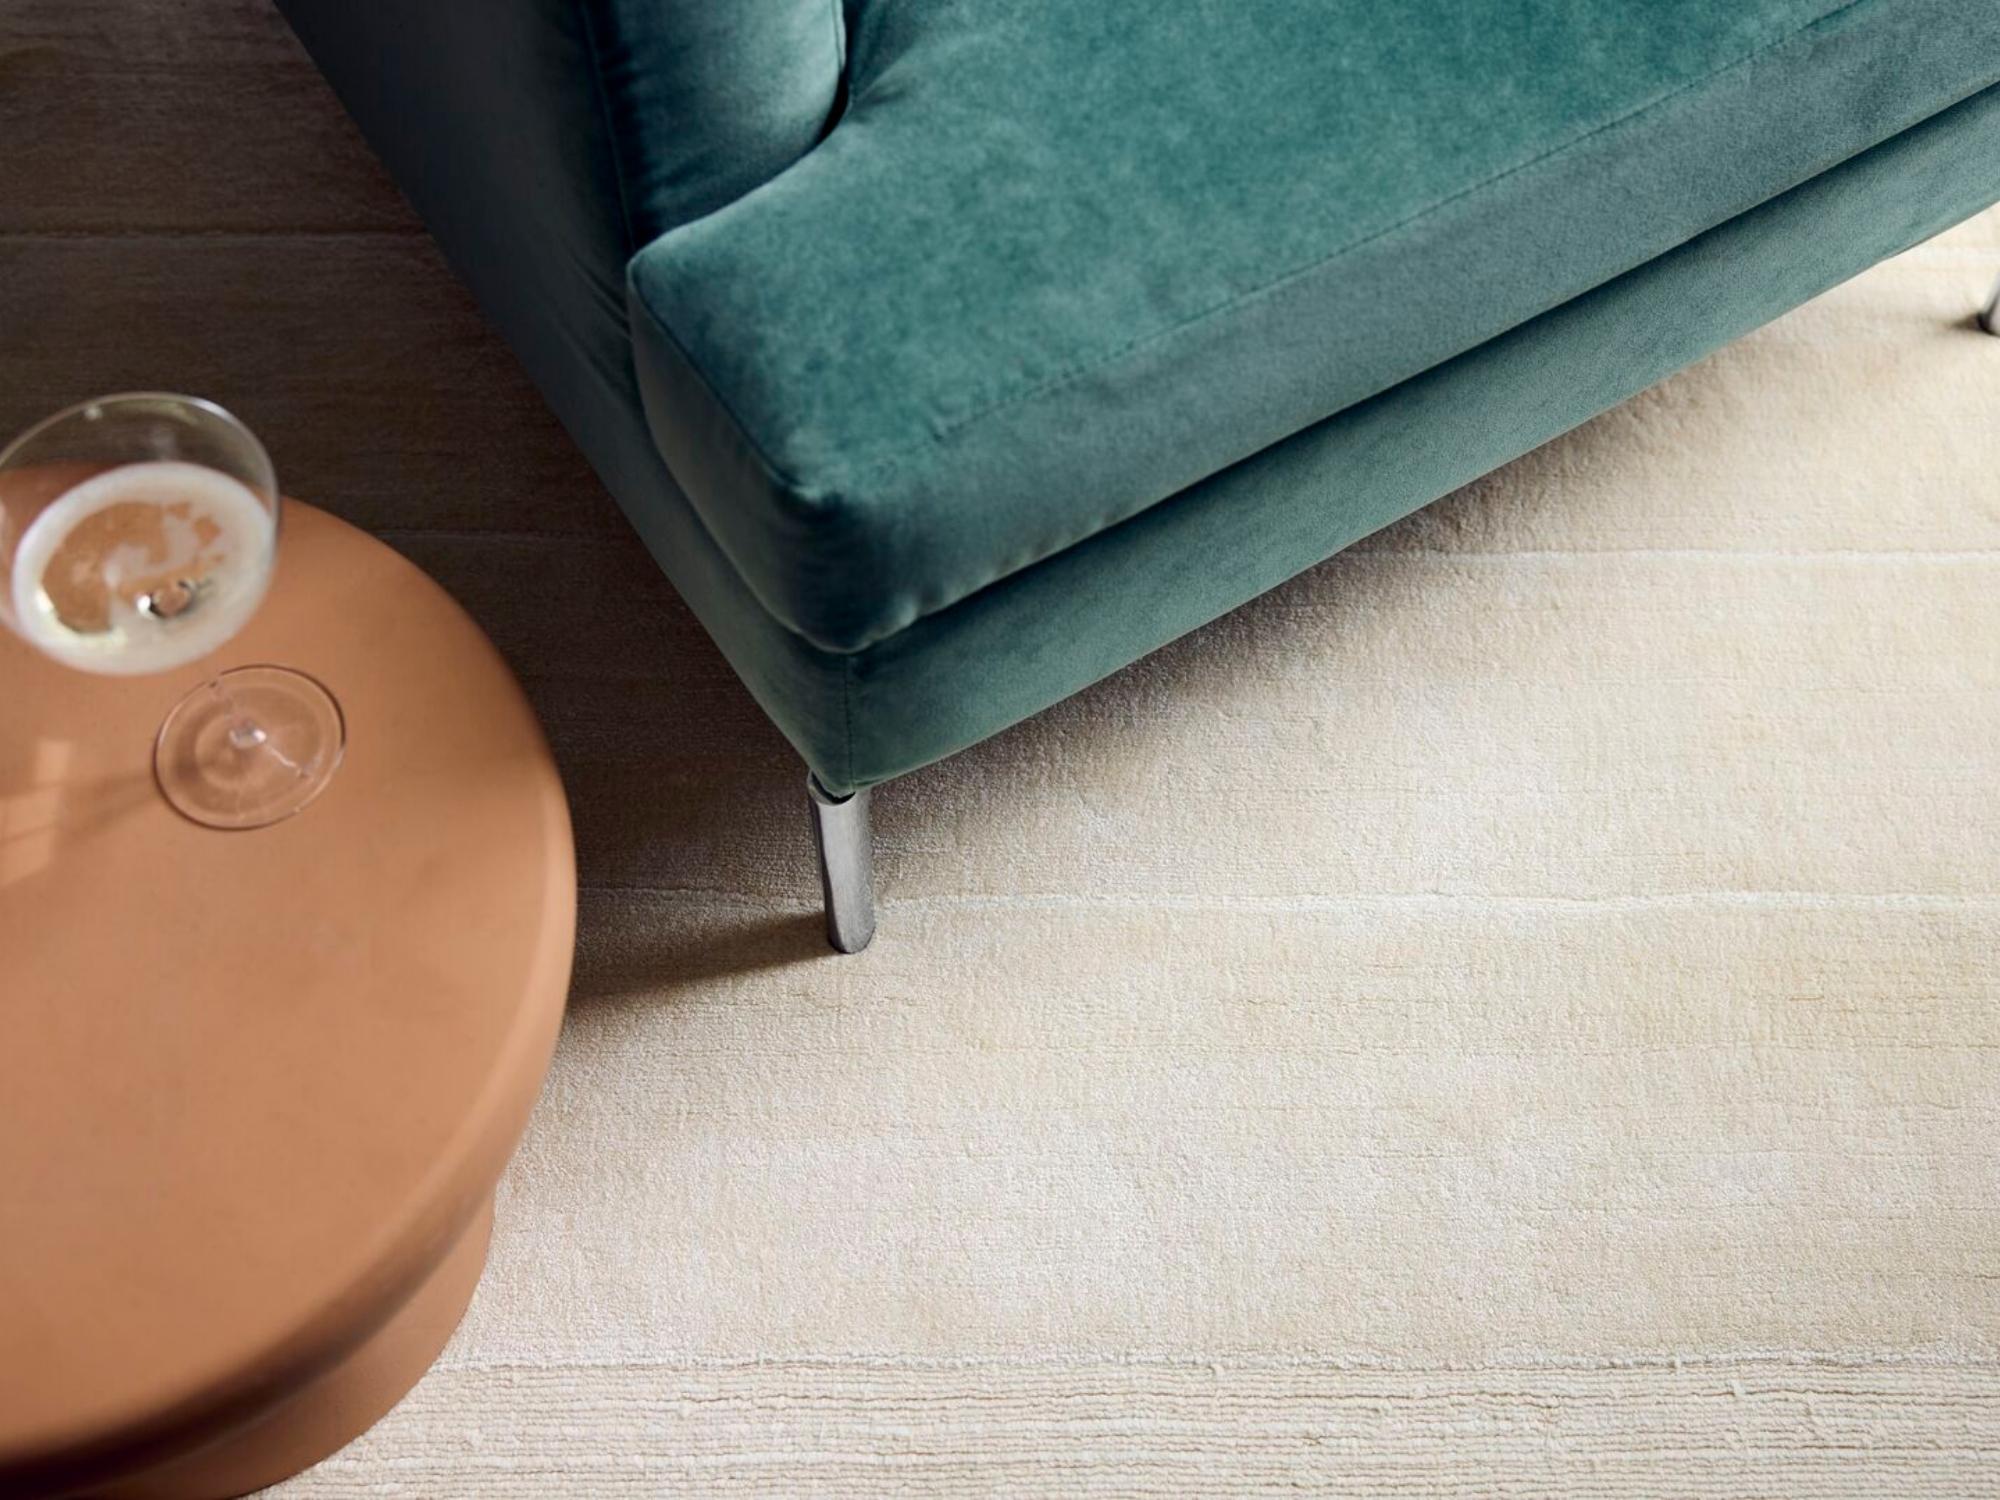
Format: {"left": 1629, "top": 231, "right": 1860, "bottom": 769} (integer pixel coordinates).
{"left": 628, "top": 0, "right": 2000, "bottom": 653}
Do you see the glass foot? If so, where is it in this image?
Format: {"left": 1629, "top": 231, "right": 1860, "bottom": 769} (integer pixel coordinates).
{"left": 154, "top": 664, "right": 344, "bottom": 829}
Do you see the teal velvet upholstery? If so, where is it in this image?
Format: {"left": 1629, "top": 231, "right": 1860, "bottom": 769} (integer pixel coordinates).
{"left": 817, "top": 88, "right": 2000, "bottom": 792}
{"left": 277, "top": 0, "right": 2000, "bottom": 801}
{"left": 629, "top": 0, "right": 2000, "bottom": 651}
{"left": 581, "top": 0, "right": 845, "bottom": 240}
{"left": 270, "top": 0, "right": 839, "bottom": 511}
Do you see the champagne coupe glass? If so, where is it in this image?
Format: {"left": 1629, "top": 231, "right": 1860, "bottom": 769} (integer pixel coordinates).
{"left": 0, "top": 393, "right": 343, "bottom": 829}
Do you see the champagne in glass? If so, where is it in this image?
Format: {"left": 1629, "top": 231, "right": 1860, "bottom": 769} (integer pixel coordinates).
{"left": 12, "top": 460, "right": 275, "bottom": 673}
{"left": 0, "top": 394, "right": 343, "bottom": 829}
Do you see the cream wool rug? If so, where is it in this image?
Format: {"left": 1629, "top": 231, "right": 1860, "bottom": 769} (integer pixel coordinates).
{"left": 280, "top": 213, "right": 2000, "bottom": 1495}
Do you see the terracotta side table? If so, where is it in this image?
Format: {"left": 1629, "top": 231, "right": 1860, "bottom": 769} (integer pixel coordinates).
{"left": 0, "top": 502, "right": 574, "bottom": 1498}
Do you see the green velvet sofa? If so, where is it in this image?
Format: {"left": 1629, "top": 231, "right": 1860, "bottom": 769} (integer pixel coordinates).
{"left": 277, "top": 0, "right": 2000, "bottom": 950}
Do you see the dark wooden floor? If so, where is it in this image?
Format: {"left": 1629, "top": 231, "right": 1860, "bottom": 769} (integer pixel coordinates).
{"left": 0, "top": 0, "right": 607, "bottom": 531}
{"left": 0, "top": 0, "right": 822, "bottom": 982}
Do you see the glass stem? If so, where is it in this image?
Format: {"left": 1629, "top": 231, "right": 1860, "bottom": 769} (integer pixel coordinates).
{"left": 207, "top": 674, "right": 306, "bottom": 777}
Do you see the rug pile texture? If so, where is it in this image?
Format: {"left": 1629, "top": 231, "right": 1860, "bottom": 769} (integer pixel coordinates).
{"left": 281, "top": 213, "right": 2000, "bottom": 1496}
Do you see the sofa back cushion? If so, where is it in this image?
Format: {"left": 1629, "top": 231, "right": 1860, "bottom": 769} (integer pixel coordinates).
{"left": 583, "top": 0, "right": 847, "bottom": 240}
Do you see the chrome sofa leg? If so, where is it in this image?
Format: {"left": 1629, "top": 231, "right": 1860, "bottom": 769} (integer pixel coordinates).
{"left": 1981, "top": 271, "right": 2000, "bottom": 336}
{"left": 807, "top": 773, "right": 876, "bottom": 953}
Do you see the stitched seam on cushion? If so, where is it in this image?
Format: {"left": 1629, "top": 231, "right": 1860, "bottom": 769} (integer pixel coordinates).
{"left": 575, "top": 0, "right": 639, "bottom": 256}
{"left": 806, "top": 0, "right": 1880, "bottom": 493}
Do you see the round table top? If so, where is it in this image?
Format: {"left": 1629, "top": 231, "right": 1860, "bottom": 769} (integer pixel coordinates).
{"left": 0, "top": 500, "right": 574, "bottom": 1481}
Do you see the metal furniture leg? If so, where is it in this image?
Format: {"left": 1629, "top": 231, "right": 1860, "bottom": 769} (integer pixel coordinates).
{"left": 807, "top": 773, "right": 876, "bottom": 953}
